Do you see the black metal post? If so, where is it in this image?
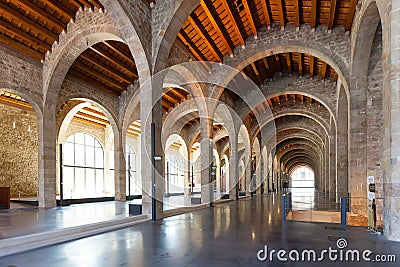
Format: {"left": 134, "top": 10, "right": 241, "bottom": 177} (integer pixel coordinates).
{"left": 59, "top": 144, "right": 63, "bottom": 202}
{"left": 151, "top": 122, "right": 156, "bottom": 221}
{"left": 191, "top": 164, "right": 194, "bottom": 194}
{"left": 128, "top": 154, "right": 131, "bottom": 197}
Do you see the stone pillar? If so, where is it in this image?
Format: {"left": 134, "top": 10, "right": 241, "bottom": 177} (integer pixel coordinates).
{"left": 200, "top": 117, "right": 213, "bottom": 205}
{"left": 140, "top": 78, "right": 164, "bottom": 218}
{"left": 337, "top": 87, "right": 349, "bottom": 200}
{"left": 229, "top": 138, "right": 238, "bottom": 200}
{"left": 114, "top": 130, "right": 126, "bottom": 201}
{"left": 245, "top": 155, "right": 252, "bottom": 193}
{"left": 38, "top": 109, "right": 57, "bottom": 208}
{"left": 329, "top": 130, "right": 336, "bottom": 200}
{"left": 383, "top": 0, "right": 400, "bottom": 241}
{"left": 184, "top": 150, "right": 191, "bottom": 206}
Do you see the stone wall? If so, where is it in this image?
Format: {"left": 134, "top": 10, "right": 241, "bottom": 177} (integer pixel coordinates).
{"left": 0, "top": 103, "right": 38, "bottom": 197}
{"left": 367, "top": 23, "right": 384, "bottom": 228}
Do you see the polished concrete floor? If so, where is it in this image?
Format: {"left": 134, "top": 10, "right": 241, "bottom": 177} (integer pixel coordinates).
{"left": 1, "top": 193, "right": 399, "bottom": 266}
{"left": 0, "top": 200, "right": 142, "bottom": 239}
{"left": 0, "top": 195, "right": 200, "bottom": 239}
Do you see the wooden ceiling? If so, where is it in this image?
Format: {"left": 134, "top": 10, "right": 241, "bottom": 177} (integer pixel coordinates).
{"left": 249, "top": 92, "right": 323, "bottom": 118}
{"left": 0, "top": 0, "right": 138, "bottom": 96}
{"left": 242, "top": 52, "right": 338, "bottom": 84}
{"left": 68, "top": 40, "right": 138, "bottom": 96}
{"left": 0, "top": 0, "right": 102, "bottom": 59}
{"left": 179, "top": 0, "right": 357, "bottom": 63}
{"left": 162, "top": 88, "right": 189, "bottom": 113}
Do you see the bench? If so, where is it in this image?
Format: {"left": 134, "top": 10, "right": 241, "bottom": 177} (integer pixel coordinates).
{"left": 0, "top": 187, "right": 10, "bottom": 209}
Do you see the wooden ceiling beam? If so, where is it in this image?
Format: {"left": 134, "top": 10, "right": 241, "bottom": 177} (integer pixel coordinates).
{"left": 0, "top": 33, "right": 43, "bottom": 59}
{"left": 178, "top": 30, "right": 208, "bottom": 61}
{"left": 42, "top": 0, "right": 74, "bottom": 19}
{"left": 0, "top": 2, "right": 58, "bottom": 40}
{"left": 310, "top": 56, "right": 315, "bottom": 77}
{"left": 200, "top": 0, "right": 233, "bottom": 54}
{"left": 274, "top": 54, "right": 282, "bottom": 70}
{"left": 73, "top": 116, "right": 106, "bottom": 128}
{"left": 128, "top": 127, "right": 141, "bottom": 134}
{"left": 82, "top": 107, "right": 107, "bottom": 117}
{"left": 76, "top": 111, "right": 108, "bottom": 124}
{"left": 69, "top": 0, "right": 83, "bottom": 8}
{"left": 74, "top": 62, "right": 125, "bottom": 90}
{"left": 68, "top": 69, "right": 121, "bottom": 96}
{"left": 251, "top": 63, "right": 263, "bottom": 84}
{"left": 9, "top": 0, "right": 65, "bottom": 30}
{"left": 242, "top": 0, "right": 257, "bottom": 36}
{"left": 262, "top": 58, "right": 271, "bottom": 77}
{"left": 169, "top": 89, "right": 187, "bottom": 101}
{"left": 188, "top": 14, "right": 222, "bottom": 61}
{"left": 220, "top": 0, "right": 245, "bottom": 44}
{"left": 102, "top": 41, "right": 136, "bottom": 68}
{"left": 345, "top": 0, "right": 358, "bottom": 31}
{"left": 293, "top": 0, "right": 300, "bottom": 28}
{"left": 286, "top": 53, "right": 292, "bottom": 74}
{"left": 0, "top": 19, "right": 51, "bottom": 51}
{"left": 90, "top": 46, "right": 138, "bottom": 78}
{"left": 79, "top": 53, "right": 134, "bottom": 83}
{"left": 276, "top": 0, "right": 286, "bottom": 28}
{"left": 321, "top": 62, "right": 327, "bottom": 79}
{"left": 162, "top": 93, "right": 179, "bottom": 106}
{"left": 298, "top": 53, "right": 303, "bottom": 76}
{"left": 310, "top": 0, "right": 318, "bottom": 29}
{"left": 328, "top": 0, "right": 338, "bottom": 30}
{"left": 89, "top": 0, "right": 103, "bottom": 9}
{"left": 260, "top": 0, "right": 271, "bottom": 26}
{"left": 79, "top": 0, "right": 95, "bottom": 9}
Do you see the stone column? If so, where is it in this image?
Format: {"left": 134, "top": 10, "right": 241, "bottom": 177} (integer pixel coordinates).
{"left": 114, "top": 130, "right": 126, "bottom": 201}
{"left": 200, "top": 117, "right": 213, "bottom": 205}
{"left": 184, "top": 149, "right": 191, "bottom": 206}
{"left": 38, "top": 109, "right": 57, "bottom": 208}
{"left": 140, "top": 78, "right": 164, "bottom": 218}
{"left": 329, "top": 130, "right": 337, "bottom": 200}
{"left": 229, "top": 137, "right": 239, "bottom": 200}
{"left": 337, "top": 87, "right": 349, "bottom": 201}
{"left": 383, "top": 0, "right": 400, "bottom": 241}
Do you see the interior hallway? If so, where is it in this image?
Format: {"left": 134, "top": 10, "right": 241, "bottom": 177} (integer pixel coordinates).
{"left": 0, "top": 193, "right": 398, "bottom": 267}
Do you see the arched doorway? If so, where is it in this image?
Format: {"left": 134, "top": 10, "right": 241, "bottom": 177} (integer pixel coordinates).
{"left": 0, "top": 90, "right": 39, "bottom": 205}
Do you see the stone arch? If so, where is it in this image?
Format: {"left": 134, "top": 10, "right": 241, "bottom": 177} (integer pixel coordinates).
{"left": 43, "top": 8, "right": 131, "bottom": 105}
{"left": 219, "top": 42, "right": 350, "bottom": 100}
{"left": 0, "top": 88, "right": 43, "bottom": 121}
{"left": 152, "top": 0, "right": 200, "bottom": 73}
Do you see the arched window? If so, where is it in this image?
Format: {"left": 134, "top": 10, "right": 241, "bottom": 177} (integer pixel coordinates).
{"left": 165, "top": 154, "right": 184, "bottom": 194}
{"left": 63, "top": 133, "right": 104, "bottom": 199}
{"left": 291, "top": 167, "right": 315, "bottom": 188}
{"left": 109, "top": 144, "right": 140, "bottom": 196}
{"left": 126, "top": 144, "right": 139, "bottom": 196}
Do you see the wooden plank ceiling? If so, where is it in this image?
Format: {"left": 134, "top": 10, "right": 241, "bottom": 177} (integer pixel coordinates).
{"left": 249, "top": 92, "right": 323, "bottom": 119}
{"left": 179, "top": 0, "right": 357, "bottom": 81}
{"left": 0, "top": 89, "right": 190, "bottom": 136}
{"left": 0, "top": 0, "right": 138, "bottom": 96}
{"left": 242, "top": 52, "right": 338, "bottom": 84}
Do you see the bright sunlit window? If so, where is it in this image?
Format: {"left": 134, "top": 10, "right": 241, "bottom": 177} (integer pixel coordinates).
{"left": 291, "top": 167, "right": 315, "bottom": 188}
